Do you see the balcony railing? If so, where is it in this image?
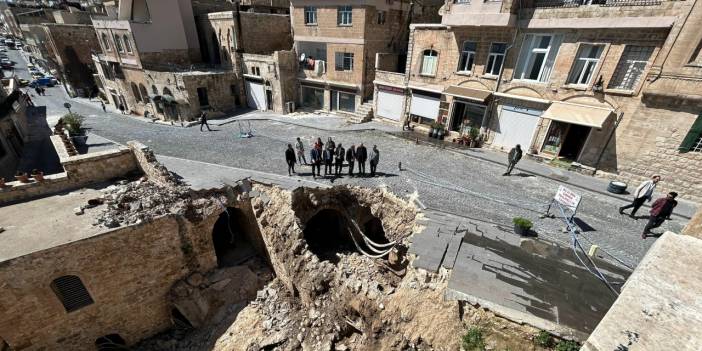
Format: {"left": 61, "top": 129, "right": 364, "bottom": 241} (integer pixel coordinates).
{"left": 533, "top": 0, "right": 662, "bottom": 8}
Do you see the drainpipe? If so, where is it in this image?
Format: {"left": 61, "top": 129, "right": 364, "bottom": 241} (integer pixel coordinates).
{"left": 593, "top": 112, "right": 623, "bottom": 174}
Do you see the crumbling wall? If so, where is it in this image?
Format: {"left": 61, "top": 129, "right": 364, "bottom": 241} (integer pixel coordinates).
{"left": 127, "top": 141, "right": 182, "bottom": 187}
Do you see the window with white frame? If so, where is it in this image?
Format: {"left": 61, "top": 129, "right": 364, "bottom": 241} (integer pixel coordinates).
{"left": 337, "top": 6, "right": 352, "bottom": 26}
{"left": 567, "top": 44, "right": 604, "bottom": 85}
{"left": 514, "top": 34, "right": 562, "bottom": 82}
{"left": 421, "top": 49, "right": 438, "bottom": 76}
{"left": 485, "top": 43, "right": 507, "bottom": 76}
{"left": 608, "top": 45, "right": 654, "bottom": 91}
{"left": 457, "top": 41, "right": 476, "bottom": 73}
{"left": 377, "top": 10, "right": 386, "bottom": 24}
{"left": 113, "top": 34, "right": 124, "bottom": 53}
{"left": 335, "top": 52, "right": 354, "bottom": 71}
{"left": 304, "top": 6, "right": 317, "bottom": 25}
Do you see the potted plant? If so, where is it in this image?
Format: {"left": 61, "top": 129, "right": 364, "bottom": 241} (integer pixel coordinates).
{"left": 15, "top": 171, "right": 29, "bottom": 183}
{"left": 513, "top": 217, "right": 533, "bottom": 236}
{"left": 31, "top": 169, "right": 44, "bottom": 182}
{"left": 61, "top": 112, "right": 85, "bottom": 137}
{"left": 469, "top": 127, "right": 480, "bottom": 147}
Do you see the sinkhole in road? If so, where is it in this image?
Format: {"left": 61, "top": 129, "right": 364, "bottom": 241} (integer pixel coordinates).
{"left": 303, "top": 209, "right": 357, "bottom": 263}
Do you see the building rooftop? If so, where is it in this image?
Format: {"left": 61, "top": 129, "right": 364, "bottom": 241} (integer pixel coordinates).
{"left": 0, "top": 186, "right": 109, "bottom": 263}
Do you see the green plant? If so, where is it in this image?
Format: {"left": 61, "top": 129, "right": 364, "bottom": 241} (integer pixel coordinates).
{"left": 62, "top": 112, "right": 84, "bottom": 135}
{"left": 462, "top": 327, "right": 486, "bottom": 351}
{"left": 469, "top": 127, "right": 480, "bottom": 140}
{"left": 534, "top": 330, "right": 553, "bottom": 347}
{"left": 555, "top": 340, "right": 580, "bottom": 351}
{"left": 512, "top": 217, "right": 533, "bottom": 230}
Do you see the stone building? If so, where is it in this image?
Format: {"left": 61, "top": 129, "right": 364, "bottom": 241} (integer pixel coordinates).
{"left": 290, "top": 0, "right": 443, "bottom": 121}
{"left": 196, "top": 9, "right": 295, "bottom": 113}
{"left": 41, "top": 23, "right": 101, "bottom": 97}
{"left": 373, "top": 0, "right": 702, "bottom": 202}
{"left": 0, "top": 78, "right": 30, "bottom": 181}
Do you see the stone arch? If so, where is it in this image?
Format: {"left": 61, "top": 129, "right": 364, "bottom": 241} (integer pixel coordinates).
{"left": 162, "top": 87, "right": 173, "bottom": 96}
{"left": 139, "top": 84, "right": 149, "bottom": 103}
{"left": 560, "top": 93, "right": 619, "bottom": 111}
{"left": 502, "top": 86, "right": 546, "bottom": 99}
{"left": 456, "top": 79, "right": 491, "bottom": 90}
{"left": 151, "top": 85, "right": 158, "bottom": 95}
{"left": 130, "top": 82, "right": 141, "bottom": 103}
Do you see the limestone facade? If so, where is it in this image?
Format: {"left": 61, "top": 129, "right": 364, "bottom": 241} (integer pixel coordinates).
{"left": 42, "top": 24, "right": 101, "bottom": 97}
{"left": 373, "top": 0, "right": 702, "bottom": 202}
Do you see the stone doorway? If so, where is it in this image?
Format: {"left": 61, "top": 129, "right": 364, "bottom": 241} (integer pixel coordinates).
{"left": 211, "top": 207, "right": 258, "bottom": 268}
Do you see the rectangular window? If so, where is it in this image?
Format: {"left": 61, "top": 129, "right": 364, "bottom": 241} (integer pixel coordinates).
{"left": 197, "top": 87, "right": 209, "bottom": 107}
{"left": 335, "top": 52, "right": 354, "bottom": 71}
{"left": 485, "top": 42, "right": 507, "bottom": 76}
{"left": 514, "top": 34, "right": 562, "bottom": 83}
{"left": 608, "top": 46, "right": 654, "bottom": 91}
{"left": 337, "top": 6, "right": 352, "bottom": 26}
{"left": 457, "top": 41, "right": 476, "bottom": 73}
{"left": 679, "top": 114, "right": 702, "bottom": 153}
{"left": 567, "top": 44, "right": 604, "bottom": 85}
{"left": 421, "top": 50, "right": 438, "bottom": 76}
{"left": 377, "top": 10, "right": 386, "bottom": 24}
{"left": 304, "top": 6, "right": 317, "bottom": 25}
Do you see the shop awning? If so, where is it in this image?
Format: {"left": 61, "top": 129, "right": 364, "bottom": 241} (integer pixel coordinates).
{"left": 541, "top": 101, "right": 613, "bottom": 129}
{"left": 443, "top": 86, "right": 492, "bottom": 103}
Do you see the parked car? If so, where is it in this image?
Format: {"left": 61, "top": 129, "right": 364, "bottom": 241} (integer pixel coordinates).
{"left": 29, "top": 77, "right": 55, "bottom": 88}
{"left": 18, "top": 78, "right": 29, "bottom": 86}
{"left": 45, "top": 75, "right": 58, "bottom": 85}
{"left": 31, "top": 72, "right": 44, "bottom": 79}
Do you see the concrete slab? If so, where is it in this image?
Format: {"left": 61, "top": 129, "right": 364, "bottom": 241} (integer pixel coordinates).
{"left": 583, "top": 233, "right": 702, "bottom": 351}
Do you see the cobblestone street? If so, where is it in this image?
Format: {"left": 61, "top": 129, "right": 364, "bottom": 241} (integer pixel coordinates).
{"left": 26, "top": 86, "right": 694, "bottom": 268}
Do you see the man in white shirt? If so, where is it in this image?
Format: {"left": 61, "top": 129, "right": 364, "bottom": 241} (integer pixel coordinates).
{"left": 619, "top": 175, "right": 661, "bottom": 218}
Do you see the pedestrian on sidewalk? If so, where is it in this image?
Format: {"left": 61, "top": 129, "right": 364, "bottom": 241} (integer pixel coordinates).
{"left": 101, "top": 101, "right": 106, "bottom": 113}
{"left": 642, "top": 192, "right": 678, "bottom": 239}
{"left": 295, "top": 137, "right": 307, "bottom": 165}
{"left": 34, "top": 86, "right": 40, "bottom": 96}
{"left": 369, "top": 145, "right": 380, "bottom": 176}
{"left": 620, "top": 175, "right": 660, "bottom": 218}
{"left": 310, "top": 145, "right": 322, "bottom": 179}
{"left": 285, "top": 144, "right": 296, "bottom": 176}
{"left": 327, "top": 137, "right": 336, "bottom": 152}
{"left": 118, "top": 103, "right": 126, "bottom": 115}
{"left": 199, "top": 111, "right": 212, "bottom": 132}
{"left": 346, "top": 144, "right": 356, "bottom": 176}
{"left": 356, "top": 143, "right": 368, "bottom": 176}
{"left": 335, "top": 143, "right": 345, "bottom": 176}
{"left": 503, "top": 144, "right": 523, "bottom": 176}
{"left": 40, "top": 87, "right": 45, "bottom": 96}
{"left": 323, "top": 145, "right": 334, "bottom": 176}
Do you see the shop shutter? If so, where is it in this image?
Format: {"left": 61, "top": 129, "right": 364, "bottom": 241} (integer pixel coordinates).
{"left": 679, "top": 113, "right": 702, "bottom": 152}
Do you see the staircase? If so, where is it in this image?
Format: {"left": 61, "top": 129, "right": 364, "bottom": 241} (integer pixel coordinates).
{"left": 347, "top": 100, "right": 374, "bottom": 124}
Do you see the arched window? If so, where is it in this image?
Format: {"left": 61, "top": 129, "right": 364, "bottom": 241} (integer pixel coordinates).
{"left": 162, "top": 87, "right": 173, "bottom": 96}
{"left": 51, "top": 275, "right": 94, "bottom": 312}
{"left": 130, "top": 82, "right": 141, "bottom": 103}
{"left": 113, "top": 34, "right": 124, "bottom": 53}
{"left": 101, "top": 33, "right": 111, "bottom": 52}
{"left": 123, "top": 34, "right": 132, "bottom": 53}
{"left": 458, "top": 41, "right": 476, "bottom": 73}
{"left": 139, "top": 84, "right": 149, "bottom": 103}
{"left": 151, "top": 85, "right": 158, "bottom": 95}
{"left": 420, "top": 49, "right": 438, "bottom": 76}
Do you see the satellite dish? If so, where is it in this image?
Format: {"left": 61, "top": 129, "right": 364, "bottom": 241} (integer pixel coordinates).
{"left": 299, "top": 53, "right": 306, "bottom": 62}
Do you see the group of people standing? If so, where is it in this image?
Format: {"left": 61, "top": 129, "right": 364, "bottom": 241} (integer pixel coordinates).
{"left": 285, "top": 137, "right": 380, "bottom": 179}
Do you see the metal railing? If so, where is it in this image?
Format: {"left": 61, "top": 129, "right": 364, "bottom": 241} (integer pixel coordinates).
{"left": 533, "top": 0, "right": 662, "bottom": 8}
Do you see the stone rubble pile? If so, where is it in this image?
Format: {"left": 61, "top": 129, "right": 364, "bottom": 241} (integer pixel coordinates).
{"left": 86, "top": 178, "right": 217, "bottom": 228}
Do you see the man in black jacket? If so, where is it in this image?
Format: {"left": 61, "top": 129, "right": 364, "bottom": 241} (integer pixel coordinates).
{"left": 199, "top": 111, "right": 211, "bottom": 132}
{"left": 346, "top": 145, "right": 356, "bottom": 176}
{"left": 323, "top": 146, "right": 334, "bottom": 176}
{"left": 335, "top": 143, "right": 345, "bottom": 176}
{"left": 503, "top": 144, "right": 522, "bottom": 176}
{"left": 285, "top": 144, "right": 296, "bottom": 176}
{"left": 356, "top": 143, "right": 368, "bottom": 175}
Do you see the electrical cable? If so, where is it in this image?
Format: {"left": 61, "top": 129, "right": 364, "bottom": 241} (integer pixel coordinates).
{"left": 346, "top": 226, "right": 394, "bottom": 258}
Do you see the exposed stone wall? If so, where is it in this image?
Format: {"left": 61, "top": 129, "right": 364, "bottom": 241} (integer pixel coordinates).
{"left": 240, "top": 13, "right": 292, "bottom": 54}
{"left": 242, "top": 50, "right": 298, "bottom": 113}
{"left": 181, "top": 71, "right": 239, "bottom": 117}
{"left": 0, "top": 214, "right": 218, "bottom": 350}
{"left": 683, "top": 208, "right": 702, "bottom": 240}
{"left": 127, "top": 141, "right": 181, "bottom": 187}
{"left": 44, "top": 24, "right": 101, "bottom": 97}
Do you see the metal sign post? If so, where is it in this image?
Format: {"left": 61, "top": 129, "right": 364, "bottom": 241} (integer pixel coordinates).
{"left": 543, "top": 185, "right": 582, "bottom": 221}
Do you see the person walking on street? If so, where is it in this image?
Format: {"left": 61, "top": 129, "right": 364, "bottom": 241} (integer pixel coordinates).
{"left": 335, "top": 143, "right": 345, "bottom": 176}
{"left": 356, "top": 143, "right": 368, "bottom": 176}
{"left": 642, "top": 192, "right": 678, "bottom": 239}
{"left": 295, "top": 137, "right": 307, "bottom": 165}
{"left": 285, "top": 144, "right": 296, "bottom": 176}
{"left": 310, "top": 145, "right": 322, "bottom": 179}
{"left": 199, "top": 111, "right": 212, "bottom": 131}
{"left": 503, "top": 144, "right": 523, "bottom": 176}
{"left": 101, "top": 101, "right": 106, "bottom": 113}
{"left": 40, "top": 87, "right": 46, "bottom": 96}
{"left": 620, "top": 175, "right": 661, "bottom": 218}
{"left": 323, "top": 145, "right": 334, "bottom": 176}
{"left": 346, "top": 144, "right": 356, "bottom": 176}
{"left": 369, "top": 145, "right": 380, "bottom": 176}
{"left": 34, "top": 86, "right": 41, "bottom": 95}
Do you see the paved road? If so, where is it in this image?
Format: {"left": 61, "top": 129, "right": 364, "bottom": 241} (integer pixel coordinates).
{"left": 9, "top": 48, "right": 690, "bottom": 268}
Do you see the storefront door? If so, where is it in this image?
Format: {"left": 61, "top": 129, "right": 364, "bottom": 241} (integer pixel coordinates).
{"left": 450, "top": 101, "right": 485, "bottom": 132}
{"left": 542, "top": 121, "right": 591, "bottom": 161}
